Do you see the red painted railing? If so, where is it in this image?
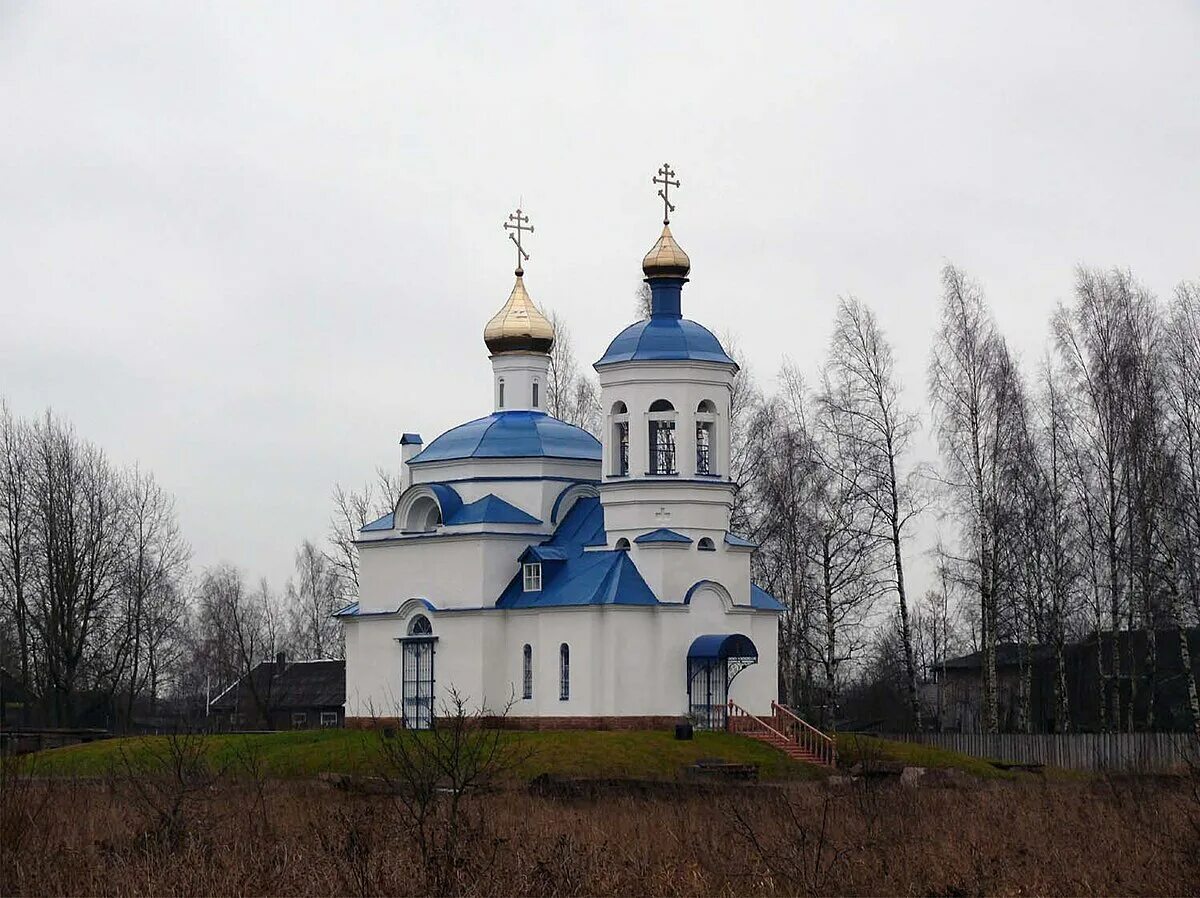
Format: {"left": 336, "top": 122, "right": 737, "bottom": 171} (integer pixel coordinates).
{"left": 771, "top": 701, "right": 836, "bottom": 767}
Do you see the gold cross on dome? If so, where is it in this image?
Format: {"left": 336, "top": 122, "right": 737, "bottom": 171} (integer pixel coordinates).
{"left": 653, "top": 163, "right": 680, "bottom": 225}
{"left": 503, "top": 207, "right": 534, "bottom": 275}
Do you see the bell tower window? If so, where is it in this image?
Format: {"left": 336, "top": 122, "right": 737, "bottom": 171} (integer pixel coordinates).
{"left": 532, "top": 380, "right": 540, "bottom": 408}
{"left": 610, "top": 401, "right": 629, "bottom": 476}
{"left": 648, "top": 400, "right": 676, "bottom": 475}
{"left": 498, "top": 378, "right": 505, "bottom": 409}
{"left": 696, "top": 400, "right": 716, "bottom": 475}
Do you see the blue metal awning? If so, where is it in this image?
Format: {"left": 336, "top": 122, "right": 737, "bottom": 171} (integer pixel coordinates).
{"left": 687, "top": 633, "right": 758, "bottom": 661}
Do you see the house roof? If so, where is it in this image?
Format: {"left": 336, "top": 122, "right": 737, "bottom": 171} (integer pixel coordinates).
{"left": 359, "top": 488, "right": 541, "bottom": 533}
{"left": 496, "top": 497, "right": 659, "bottom": 608}
{"left": 407, "top": 410, "right": 601, "bottom": 465}
{"left": 209, "top": 659, "right": 345, "bottom": 712}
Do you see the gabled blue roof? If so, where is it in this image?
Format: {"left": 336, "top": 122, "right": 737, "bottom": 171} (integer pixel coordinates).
{"left": 724, "top": 532, "right": 758, "bottom": 549}
{"left": 520, "top": 545, "right": 570, "bottom": 563}
{"left": 634, "top": 528, "right": 693, "bottom": 544}
{"left": 451, "top": 494, "right": 541, "bottom": 525}
{"left": 750, "top": 584, "right": 785, "bottom": 611}
{"left": 495, "top": 497, "right": 658, "bottom": 608}
{"left": 408, "top": 410, "right": 601, "bottom": 465}
{"left": 359, "top": 487, "right": 540, "bottom": 533}
{"left": 595, "top": 318, "right": 737, "bottom": 367}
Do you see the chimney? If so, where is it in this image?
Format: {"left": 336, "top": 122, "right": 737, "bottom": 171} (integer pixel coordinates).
{"left": 400, "top": 433, "right": 422, "bottom": 492}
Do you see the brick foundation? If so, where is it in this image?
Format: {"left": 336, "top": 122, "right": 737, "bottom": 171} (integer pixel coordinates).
{"left": 344, "top": 715, "right": 683, "bottom": 731}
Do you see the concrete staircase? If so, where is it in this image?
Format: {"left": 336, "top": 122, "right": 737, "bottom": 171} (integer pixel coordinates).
{"left": 727, "top": 700, "right": 837, "bottom": 767}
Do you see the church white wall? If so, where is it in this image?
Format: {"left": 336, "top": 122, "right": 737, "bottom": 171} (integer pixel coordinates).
{"left": 357, "top": 536, "right": 530, "bottom": 611}
{"left": 345, "top": 598, "right": 779, "bottom": 723}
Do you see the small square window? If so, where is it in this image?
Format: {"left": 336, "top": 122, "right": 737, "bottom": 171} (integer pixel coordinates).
{"left": 291, "top": 712, "right": 307, "bottom": 729}
{"left": 320, "top": 711, "right": 338, "bottom": 728}
{"left": 523, "top": 562, "right": 542, "bottom": 592}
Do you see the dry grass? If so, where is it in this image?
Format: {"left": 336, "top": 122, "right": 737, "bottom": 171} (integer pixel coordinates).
{"left": 3, "top": 772, "right": 1198, "bottom": 896}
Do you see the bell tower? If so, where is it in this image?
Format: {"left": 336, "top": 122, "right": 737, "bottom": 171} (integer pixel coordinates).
{"left": 593, "top": 165, "right": 746, "bottom": 601}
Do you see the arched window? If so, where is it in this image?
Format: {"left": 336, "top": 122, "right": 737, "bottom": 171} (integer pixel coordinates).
{"left": 697, "top": 537, "right": 716, "bottom": 551}
{"left": 498, "top": 377, "right": 505, "bottom": 409}
{"left": 408, "top": 614, "right": 432, "bottom": 636}
{"left": 610, "top": 401, "right": 629, "bottom": 476}
{"left": 615, "top": 537, "right": 631, "bottom": 550}
{"left": 406, "top": 496, "right": 442, "bottom": 532}
{"left": 696, "top": 400, "right": 717, "bottom": 475}
{"left": 559, "top": 643, "right": 570, "bottom": 701}
{"left": 532, "top": 379, "right": 540, "bottom": 408}
{"left": 648, "top": 400, "right": 676, "bottom": 475}
{"left": 522, "top": 644, "right": 533, "bottom": 699}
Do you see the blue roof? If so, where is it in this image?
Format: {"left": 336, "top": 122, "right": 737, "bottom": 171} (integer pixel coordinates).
{"left": 724, "top": 532, "right": 758, "bottom": 549}
{"left": 451, "top": 494, "right": 541, "bottom": 525}
{"left": 688, "top": 633, "right": 758, "bottom": 660}
{"left": 750, "top": 584, "right": 785, "bottom": 611}
{"left": 595, "top": 318, "right": 737, "bottom": 367}
{"left": 359, "top": 487, "right": 540, "bottom": 533}
{"left": 409, "top": 410, "right": 601, "bottom": 465}
{"left": 361, "top": 512, "right": 394, "bottom": 532}
{"left": 634, "top": 528, "right": 693, "bottom": 544}
{"left": 496, "top": 497, "right": 659, "bottom": 608}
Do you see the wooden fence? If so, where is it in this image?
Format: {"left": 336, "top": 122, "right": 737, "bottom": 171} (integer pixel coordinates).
{"left": 873, "top": 731, "right": 1198, "bottom": 773}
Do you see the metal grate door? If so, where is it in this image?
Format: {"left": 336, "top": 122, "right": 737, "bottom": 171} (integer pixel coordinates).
{"left": 402, "top": 640, "right": 434, "bottom": 729}
{"left": 688, "top": 658, "right": 728, "bottom": 730}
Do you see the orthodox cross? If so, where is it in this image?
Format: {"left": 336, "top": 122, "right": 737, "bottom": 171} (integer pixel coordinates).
{"left": 503, "top": 207, "right": 534, "bottom": 275}
{"left": 653, "top": 163, "right": 680, "bottom": 225}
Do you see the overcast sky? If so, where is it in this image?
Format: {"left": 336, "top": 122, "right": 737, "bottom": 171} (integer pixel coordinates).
{"left": 2, "top": 2, "right": 1197, "bottom": 599}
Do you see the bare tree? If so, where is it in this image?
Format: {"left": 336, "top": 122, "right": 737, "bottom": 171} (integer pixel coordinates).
{"left": 545, "top": 310, "right": 600, "bottom": 434}
{"left": 287, "top": 540, "right": 343, "bottom": 659}
{"left": 826, "top": 296, "right": 927, "bottom": 729}
{"left": 929, "top": 265, "right": 1005, "bottom": 734}
{"left": 0, "top": 403, "right": 34, "bottom": 714}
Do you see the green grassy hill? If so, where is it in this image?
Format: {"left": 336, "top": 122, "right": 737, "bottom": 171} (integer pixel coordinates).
{"left": 21, "top": 728, "right": 825, "bottom": 782}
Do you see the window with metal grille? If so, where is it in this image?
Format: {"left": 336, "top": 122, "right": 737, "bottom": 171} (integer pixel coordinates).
{"left": 522, "top": 644, "right": 533, "bottom": 699}
{"left": 291, "top": 712, "right": 307, "bottom": 729}
{"left": 649, "top": 420, "right": 676, "bottom": 474}
{"left": 523, "top": 563, "right": 542, "bottom": 592}
{"left": 559, "top": 643, "right": 570, "bottom": 700}
{"left": 617, "top": 421, "right": 629, "bottom": 474}
{"left": 320, "top": 711, "right": 338, "bottom": 728}
{"left": 696, "top": 422, "right": 712, "bottom": 473}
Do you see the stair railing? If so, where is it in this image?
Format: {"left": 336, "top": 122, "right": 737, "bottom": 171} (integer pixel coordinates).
{"left": 726, "top": 701, "right": 790, "bottom": 744}
{"left": 771, "top": 701, "right": 836, "bottom": 767}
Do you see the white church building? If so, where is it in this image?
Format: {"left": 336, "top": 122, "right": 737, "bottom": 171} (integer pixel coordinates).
{"left": 339, "top": 175, "right": 783, "bottom": 729}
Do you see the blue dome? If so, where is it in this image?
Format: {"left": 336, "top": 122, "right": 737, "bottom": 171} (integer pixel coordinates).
{"left": 595, "top": 317, "right": 737, "bottom": 368}
{"left": 408, "top": 410, "right": 601, "bottom": 465}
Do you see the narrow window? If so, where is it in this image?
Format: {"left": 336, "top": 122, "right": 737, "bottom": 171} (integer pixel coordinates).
{"left": 617, "top": 422, "right": 629, "bottom": 474}
{"left": 649, "top": 400, "right": 676, "bottom": 474}
{"left": 559, "top": 643, "right": 570, "bottom": 701}
{"left": 523, "top": 562, "right": 542, "bottom": 592}
{"left": 696, "top": 421, "right": 712, "bottom": 473}
{"left": 498, "top": 378, "right": 505, "bottom": 408}
{"left": 532, "top": 380, "right": 540, "bottom": 408}
{"left": 320, "top": 711, "right": 338, "bottom": 728}
{"left": 522, "top": 644, "right": 533, "bottom": 699}
{"left": 696, "top": 400, "right": 716, "bottom": 475}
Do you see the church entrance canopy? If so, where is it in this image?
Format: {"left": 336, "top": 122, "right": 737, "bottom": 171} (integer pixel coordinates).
{"left": 686, "top": 634, "right": 758, "bottom": 731}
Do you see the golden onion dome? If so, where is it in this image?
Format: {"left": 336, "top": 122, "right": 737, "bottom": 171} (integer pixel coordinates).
{"left": 483, "top": 275, "right": 555, "bottom": 354}
{"left": 641, "top": 224, "right": 691, "bottom": 278}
